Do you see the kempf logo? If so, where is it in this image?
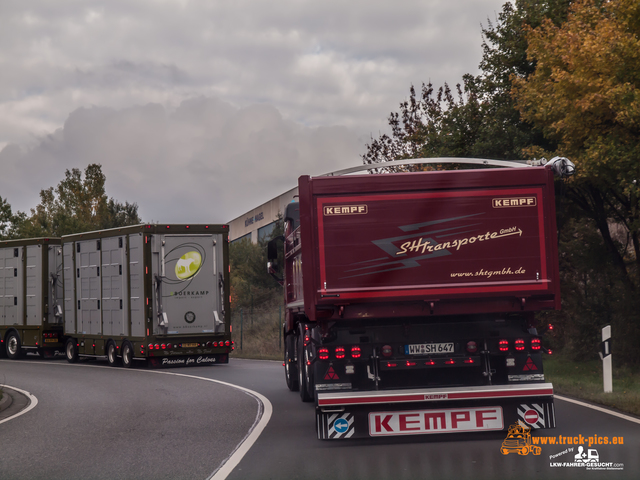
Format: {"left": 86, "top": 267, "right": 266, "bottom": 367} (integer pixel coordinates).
{"left": 493, "top": 197, "right": 537, "bottom": 208}
{"left": 175, "top": 251, "right": 202, "bottom": 280}
{"left": 323, "top": 205, "right": 368, "bottom": 216}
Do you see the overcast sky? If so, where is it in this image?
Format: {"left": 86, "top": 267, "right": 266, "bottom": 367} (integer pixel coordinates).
{"left": 0, "top": 0, "right": 507, "bottom": 224}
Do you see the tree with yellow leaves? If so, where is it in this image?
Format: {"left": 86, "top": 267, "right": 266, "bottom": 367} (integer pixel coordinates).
{"left": 513, "top": 0, "right": 640, "bottom": 292}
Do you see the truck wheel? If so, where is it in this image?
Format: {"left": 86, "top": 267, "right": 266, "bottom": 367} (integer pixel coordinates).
{"left": 65, "top": 338, "right": 79, "bottom": 363}
{"left": 298, "top": 330, "right": 313, "bottom": 402}
{"left": 284, "top": 334, "right": 299, "bottom": 391}
{"left": 6, "top": 332, "right": 23, "bottom": 360}
{"left": 121, "top": 341, "right": 134, "bottom": 368}
{"left": 107, "top": 341, "right": 118, "bottom": 366}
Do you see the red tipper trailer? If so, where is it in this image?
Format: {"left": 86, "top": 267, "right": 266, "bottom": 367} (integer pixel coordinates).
{"left": 268, "top": 158, "right": 574, "bottom": 440}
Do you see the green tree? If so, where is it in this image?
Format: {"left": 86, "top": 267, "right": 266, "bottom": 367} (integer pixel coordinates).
{"left": 0, "top": 196, "right": 15, "bottom": 238}
{"left": 229, "top": 215, "right": 284, "bottom": 312}
{"left": 17, "top": 164, "right": 141, "bottom": 237}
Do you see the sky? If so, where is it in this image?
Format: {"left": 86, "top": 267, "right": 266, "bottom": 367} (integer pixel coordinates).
{"left": 0, "top": 0, "right": 508, "bottom": 224}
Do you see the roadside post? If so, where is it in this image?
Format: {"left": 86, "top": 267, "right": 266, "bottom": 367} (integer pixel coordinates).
{"left": 599, "top": 325, "right": 612, "bottom": 393}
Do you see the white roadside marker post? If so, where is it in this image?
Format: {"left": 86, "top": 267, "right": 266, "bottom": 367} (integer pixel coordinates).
{"left": 599, "top": 325, "right": 612, "bottom": 393}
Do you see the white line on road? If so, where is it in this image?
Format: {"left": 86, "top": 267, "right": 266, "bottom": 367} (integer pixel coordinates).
{"left": 0, "top": 359, "right": 272, "bottom": 480}
{"left": 144, "top": 369, "right": 273, "bottom": 480}
{"left": 0, "top": 384, "right": 38, "bottom": 426}
{"left": 556, "top": 394, "right": 640, "bottom": 425}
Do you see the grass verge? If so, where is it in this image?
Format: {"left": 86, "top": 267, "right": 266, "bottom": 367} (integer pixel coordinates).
{"left": 544, "top": 352, "right": 640, "bottom": 417}
{"left": 229, "top": 300, "right": 283, "bottom": 362}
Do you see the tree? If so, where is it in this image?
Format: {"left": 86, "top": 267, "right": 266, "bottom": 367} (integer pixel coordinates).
{"left": 512, "top": 0, "right": 640, "bottom": 291}
{"left": 229, "top": 216, "right": 284, "bottom": 312}
{"left": 16, "top": 164, "right": 141, "bottom": 238}
{"left": 0, "top": 196, "right": 15, "bottom": 238}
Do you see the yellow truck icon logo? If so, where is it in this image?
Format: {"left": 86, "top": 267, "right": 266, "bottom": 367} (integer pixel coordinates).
{"left": 501, "top": 424, "right": 542, "bottom": 456}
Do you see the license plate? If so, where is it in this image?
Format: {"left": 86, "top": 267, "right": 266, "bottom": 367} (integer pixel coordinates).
{"left": 44, "top": 338, "right": 58, "bottom": 343}
{"left": 369, "top": 406, "right": 503, "bottom": 436}
{"left": 405, "top": 343, "right": 454, "bottom": 355}
{"left": 182, "top": 343, "right": 198, "bottom": 348}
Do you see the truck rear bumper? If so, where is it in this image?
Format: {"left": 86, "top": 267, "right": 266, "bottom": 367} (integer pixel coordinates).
{"left": 316, "top": 383, "right": 555, "bottom": 439}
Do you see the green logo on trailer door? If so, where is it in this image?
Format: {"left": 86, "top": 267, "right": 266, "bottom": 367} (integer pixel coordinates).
{"left": 175, "top": 251, "right": 202, "bottom": 280}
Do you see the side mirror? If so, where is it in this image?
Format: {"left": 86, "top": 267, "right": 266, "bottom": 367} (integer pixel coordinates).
{"left": 267, "top": 236, "right": 285, "bottom": 285}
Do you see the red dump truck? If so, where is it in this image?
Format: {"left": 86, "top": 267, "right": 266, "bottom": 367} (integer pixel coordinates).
{"left": 268, "top": 157, "right": 574, "bottom": 440}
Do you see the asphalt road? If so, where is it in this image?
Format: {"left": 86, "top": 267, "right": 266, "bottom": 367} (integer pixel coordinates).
{"left": 1, "top": 356, "right": 639, "bottom": 480}
{"left": 0, "top": 356, "right": 258, "bottom": 480}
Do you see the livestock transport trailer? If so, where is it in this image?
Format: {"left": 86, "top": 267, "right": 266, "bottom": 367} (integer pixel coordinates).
{"left": 62, "top": 224, "right": 232, "bottom": 367}
{"left": 0, "top": 237, "right": 64, "bottom": 359}
{"left": 268, "top": 157, "right": 575, "bottom": 439}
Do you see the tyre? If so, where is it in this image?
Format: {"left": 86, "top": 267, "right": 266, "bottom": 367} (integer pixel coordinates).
{"left": 6, "top": 331, "right": 23, "bottom": 360}
{"left": 65, "top": 338, "right": 79, "bottom": 363}
{"left": 121, "top": 341, "right": 134, "bottom": 368}
{"left": 284, "top": 333, "right": 299, "bottom": 391}
{"left": 298, "top": 328, "right": 313, "bottom": 402}
{"left": 107, "top": 341, "right": 118, "bottom": 366}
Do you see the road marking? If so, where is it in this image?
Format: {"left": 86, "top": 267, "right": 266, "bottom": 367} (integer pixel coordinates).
{"left": 145, "top": 369, "right": 273, "bottom": 480}
{"left": 556, "top": 394, "right": 640, "bottom": 425}
{"left": 0, "top": 360, "right": 272, "bottom": 480}
{"left": 0, "top": 384, "right": 39, "bottom": 426}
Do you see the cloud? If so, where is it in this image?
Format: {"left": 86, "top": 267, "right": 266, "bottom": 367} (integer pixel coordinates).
{"left": 0, "top": 98, "right": 363, "bottom": 223}
{"left": 0, "top": 0, "right": 507, "bottom": 222}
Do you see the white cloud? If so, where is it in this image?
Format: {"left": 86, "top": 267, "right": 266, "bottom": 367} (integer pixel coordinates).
{"left": 0, "top": 0, "right": 507, "bottom": 222}
{"left": 0, "top": 98, "right": 363, "bottom": 223}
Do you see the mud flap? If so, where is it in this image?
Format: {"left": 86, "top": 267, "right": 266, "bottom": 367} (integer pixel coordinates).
{"left": 317, "top": 412, "right": 356, "bottom": 440}
{"left": 517, "top": 401, "right": 555, "bottom": 429}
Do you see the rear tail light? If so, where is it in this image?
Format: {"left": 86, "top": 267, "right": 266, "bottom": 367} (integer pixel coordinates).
{"left": 531, "top": 338, "right": 541, "bottom": 351}
{"left": 318, "top": 348, "right": 329, "bottom": 360}
{"left": 213, "top": 342, "right": 218, "bottom": 347}
{"left": 464, "top": 358, "right": 475, "bottom": 364}
{"left": 161, "top": 344, "right": 166, "bottom": 350}
{"left": 445, "top": 359, "right": 455, "bottom": 365}
{"left": 148, "top": 344, "right": 154, "bottom": 350}
{"left": 406, "top": 361, "right": 416, "bottom": 367}
{"left": 206, "top": 341, "right": 212, "bottom": 347}
{"left": 155, "top": 344, "right": 160, "bottom": 350}
{"left": 425, "top": 359, "right": 435, "bottom": 366}
{"left": 166, "top": 344, "right": 172, "bottom": 350}
{"left": 381, "top": 345, "right": 393, "bottom": 357}
{"left": 225, "top": 340, "right": 230, "bottom": 347}
{"left": 386, "top": 362, "right": 397, "bottom": 367}
{"left": 335, "top": 346, "right": 345, "bottom": 359}
{"left": 515, "top": 339, "right": 525, "bottom": 351}
{"left": 499, "top": 339, "right": 509, "bottom": 352}
{"left": 351, "top": 346, "right": 361, "bottom": 359}
{"left": 466, "top": 341, "right": 478, "bottom": 353}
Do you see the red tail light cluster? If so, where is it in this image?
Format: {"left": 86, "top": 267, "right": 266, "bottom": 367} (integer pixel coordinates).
{"left": 498, "top": 338, "right": 542, "bottom": 352}
{"left": 43, "top": 333, "right": 58, "bottom": 339}
{"left": 316, "top": 345, "right": 363, "bottom": 360}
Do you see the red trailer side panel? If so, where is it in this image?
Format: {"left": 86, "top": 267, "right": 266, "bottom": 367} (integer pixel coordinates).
{"left": 299, "top": 167, "right": 560, "bottom": 320}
